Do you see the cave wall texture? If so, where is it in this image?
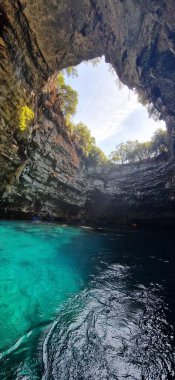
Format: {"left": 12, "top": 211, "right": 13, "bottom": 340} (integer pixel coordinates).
{"left": 0, "top": 0, "right": 175, "bottom": 226}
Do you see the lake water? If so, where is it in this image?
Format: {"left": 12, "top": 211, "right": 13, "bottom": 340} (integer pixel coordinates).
{"left": 0, "top": 221, "right": 174, "bottom": 379}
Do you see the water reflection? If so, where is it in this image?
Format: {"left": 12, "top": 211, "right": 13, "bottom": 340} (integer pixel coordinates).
{"left": 44, "top": 264, "right": 175, "bottom": 380}
{"left": 0, "top": 222, "right": 174, "bottom": 379}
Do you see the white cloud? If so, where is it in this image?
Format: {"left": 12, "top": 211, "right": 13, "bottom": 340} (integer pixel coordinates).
{"left": 66, "top": 58, "right": 165, "bottom": 154}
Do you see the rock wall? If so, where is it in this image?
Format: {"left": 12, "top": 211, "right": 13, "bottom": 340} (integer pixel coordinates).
{"left": 1, "top": 0, "right": 175, "bottom": 131}
{"left": 0, "top": 0, "right": 175, "bottom": 225}
{"left": 0, "top": 90, "right": 87, "bottom": 220}
{"left": 85, "top": 157, "right": 175, "bottom": 227}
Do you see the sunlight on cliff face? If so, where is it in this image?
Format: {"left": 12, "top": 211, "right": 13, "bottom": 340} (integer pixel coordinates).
{"left": 65, "top": 57, "right": 166, "bottom": 156}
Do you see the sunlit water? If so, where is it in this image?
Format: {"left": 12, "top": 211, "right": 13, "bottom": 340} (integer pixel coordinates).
{"left": 0, "top": 221, "right": 174, "bottom": 379}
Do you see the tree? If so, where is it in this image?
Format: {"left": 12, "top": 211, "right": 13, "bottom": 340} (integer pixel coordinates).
{"left": 63, "top": 66, "right": 78, "bottom": 78}
{"left": 135, "top": 141, "right": 151, "bottom": 161}
{"left": 109, "top": 141, "right": 146, "bottom": 164}
{"left": 109, "top": 129, "right": 168, "bottom": 164}
{"left": 136, "top": 90, "right": 160, "bottom": 121}
{"left": 88, "top": 145, "right": 108, "bottom": 164}
{"left": 84, "top": 57, "right": 101, "bottom": 67}
{"left": 56, "top": 72, "right": 78, "bottom": 125}
{"left": 147, "top": 104, "right": 160, "bottom": 122}
{"left": 109, "top": 142, "right": 128, "bottom": 164}
{"left": 56, "top": 71, "right": 107, "bottom": 164}
{"left": 150, "top": 128, "right": 168, "bottom": 155}
{"left": 73, "top": 122, "right": 95, "bottom": 156}
{"left": 72, "top": 122, "right": 107, "bottom": 162}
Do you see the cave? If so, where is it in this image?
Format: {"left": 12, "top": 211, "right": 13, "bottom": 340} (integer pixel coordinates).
{"left": 0, "top": 0, "right": 175, "bottom": 226}
{"left": 0, "top": 1, "right": 175, "bottom": 379}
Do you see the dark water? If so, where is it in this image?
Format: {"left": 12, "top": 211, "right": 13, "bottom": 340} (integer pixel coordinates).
{"left": 0, "top": 221, "right": 174, "bottom": 379}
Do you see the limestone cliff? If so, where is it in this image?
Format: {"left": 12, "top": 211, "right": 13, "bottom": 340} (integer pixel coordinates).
{"left": 0, "top": 89, "right": 87, "bottom": 220}
{"left": 85, "top": 157, "right": 175, "bottom": 227}
{"left": 0, "top": 0, "right": 175, "bottom": 226}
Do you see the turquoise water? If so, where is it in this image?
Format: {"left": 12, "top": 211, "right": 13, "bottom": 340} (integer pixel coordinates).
{"left": 0, "top": 221, "right": 175, "bottom": 379}
{"left": 0, "top": 222, "right": 85, "bottom": 378}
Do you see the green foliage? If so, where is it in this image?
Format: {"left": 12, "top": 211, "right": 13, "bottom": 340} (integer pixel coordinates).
{"left": 88, "top": 145, "right": 108, "bottom": 164}
{"left": 150, "top": 128, "right": 168, "bottom": 155}
{"left": 136, "top": 90, "right": 160, "bottom": 121}
{"left": 109, "top": 142, "right": 129, "bottom": 164}
{"left": 19, "top": 106, "right": 34, "bottom": 131}
{"left": 109, "top": 129, "right": 168, "bottom": 164}
{"left": 136, "top": 91, "right": 148, "bottom": 107}
{"left": 73, "top": 122, "right": 95, "bottom": 156}
{"left": 57, "top": 72, "right": 78, "bottom": 124}
{"left": 63, "top": 66, "right": 78, "bottom": 78}
{"left": 72, "top": 122, "right": 107, "bottom": 163}
{"left": 147, "top": 104, "right": 160, "bottom": 121}
{"left": 84, "top": 57, "right": 101, "bottom": 67}
{"left": 56, "top": 72, "right": 107, "bottom": 164}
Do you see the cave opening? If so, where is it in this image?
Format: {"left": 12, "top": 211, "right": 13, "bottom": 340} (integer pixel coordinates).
{"left": 0, "top": 0, "right": 174, "bottom": 224}
{"left": 62, "top": 57, "right": 166, "bottom": 163}
{"left": 0, "top": 2, "right": 175, "bottom": 379}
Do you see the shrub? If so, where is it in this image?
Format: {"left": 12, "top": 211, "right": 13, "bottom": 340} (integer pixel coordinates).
{"left": 19, "top": 106, "right": 34, "bottom": 131}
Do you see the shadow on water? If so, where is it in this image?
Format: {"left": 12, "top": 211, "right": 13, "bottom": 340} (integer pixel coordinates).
{"left": 43, "top": 264, "right": 175, "bottom": 380}
{"left": 0, "top": 221, "right": 174, "bottom": 379}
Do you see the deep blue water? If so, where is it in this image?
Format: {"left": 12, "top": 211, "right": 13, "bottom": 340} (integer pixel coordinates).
{"left": 0, "top": 221, "right": 174, "bottom": 379}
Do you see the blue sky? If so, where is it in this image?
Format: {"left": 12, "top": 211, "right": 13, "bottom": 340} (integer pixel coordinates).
{"left": 66, "top": 57, "right": 165, "bottom": 155}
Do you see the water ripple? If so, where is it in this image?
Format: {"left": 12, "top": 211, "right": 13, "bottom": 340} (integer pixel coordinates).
{"left": 43, "top": 264, "right": 175, "bottom": 379}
